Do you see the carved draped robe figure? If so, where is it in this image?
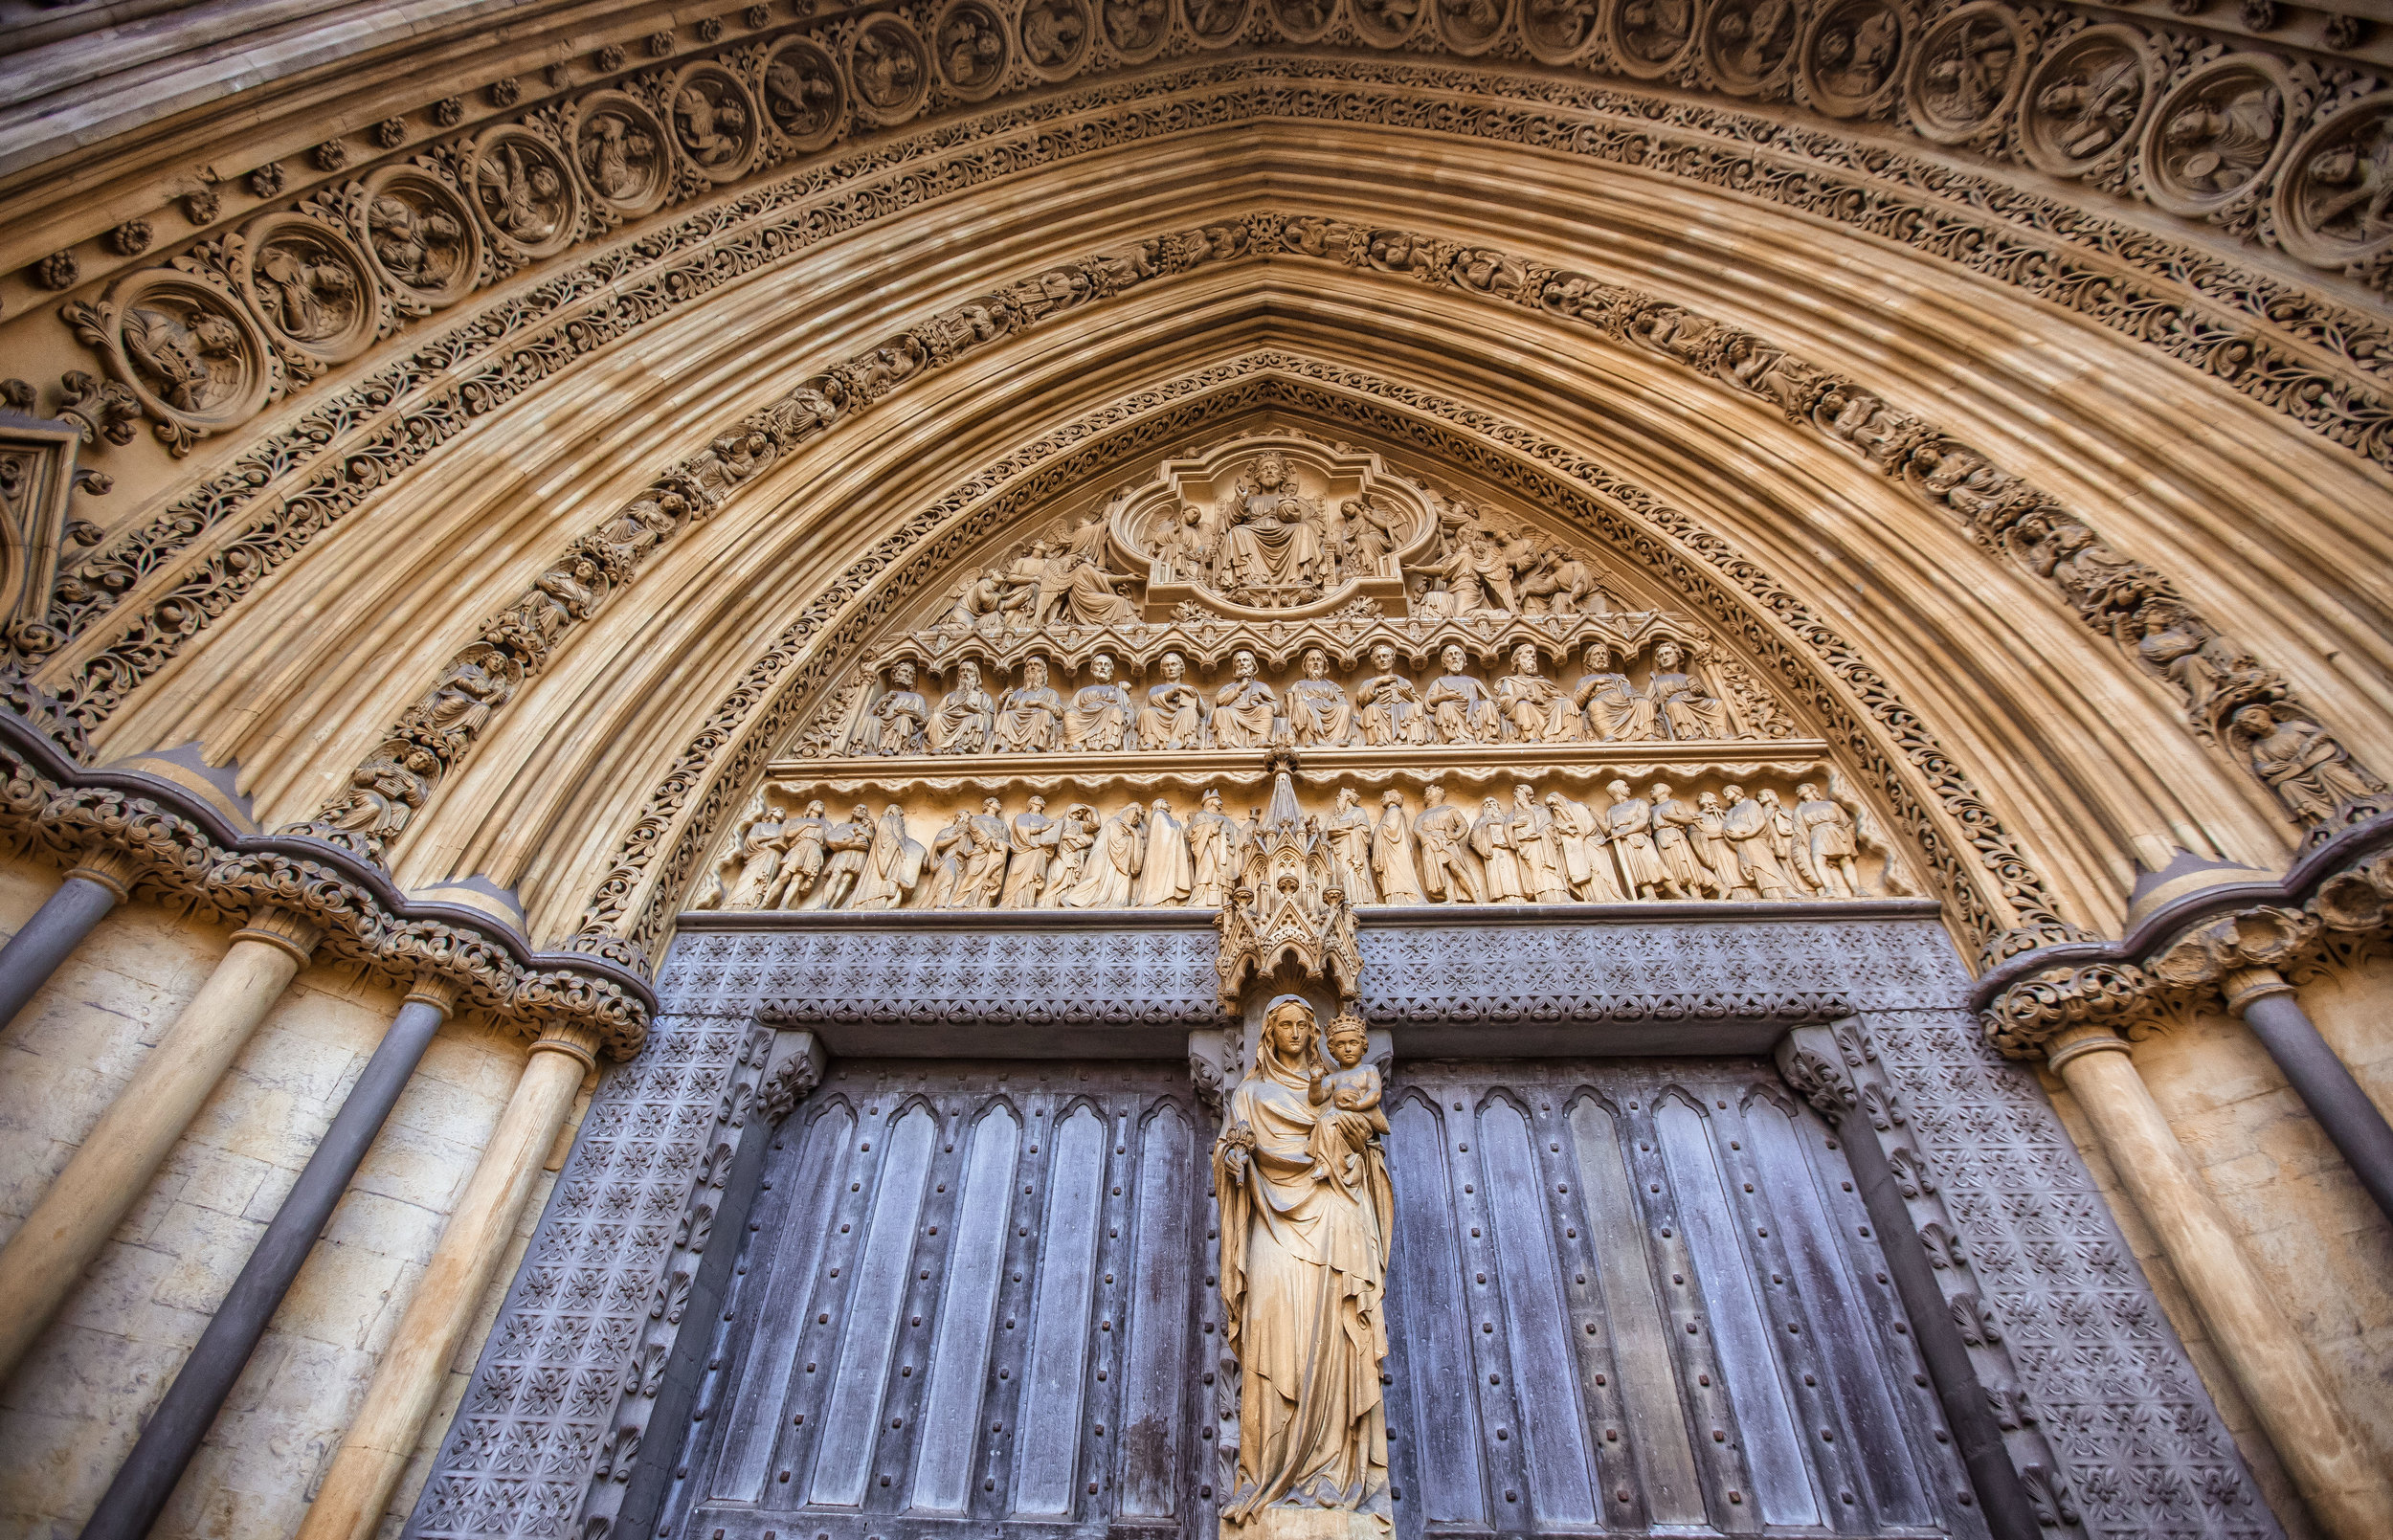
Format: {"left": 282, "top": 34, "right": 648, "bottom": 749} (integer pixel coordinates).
{"left": 1647, "top": 642, "right": 1732, "bottom": 741}
{"left": 1213, "top": 997, "right": 1392, "bottom": 1533}
{"left": 1040, "top": 805, "right": 1097, "bottom": 907}
{"left": 993, "top": 659, "right": 1065, "bottom": 752}
{"left": 1215, "top": 650, "right": 1282, "bottom": 748}
{"left": 928, "top": 661, "right": 996, "bottom": 754}
{"left": 1602, "top": 780, "right": 1676, "bottom": 899}
{"left": 1137, "top": 650, "right": 1206, "bottom": 748}
{"left": 1793, "top": 782, "right": 1862, "bottom": 896}
{"left": 1470, "top": 797, "right": 1526, "bottom": 903}
{"left": 1510, "top": 785, "right": 1571, "bottom": 903}
{"left": 1574, "top": 643, "right": 1656, "bottom": 741}
{"left": 1064, "top": 802, "right": 1145, "bottom": 907}
{"left": 1414, "top": 785, "right": 1486, "bottom": 904}
{"left": 1649, "top": 783, "right": 1722, "bottom": 898}
{"left": 998, "top": 797, "right": 1061, "bottom": 907}
{"left": 1325, "top": 787, "right": 1379, "bottom": 904}
{"left": 1354, "top": 644, "right": 1433, "bottom": 747}
{"left": 726, "top": 806, "right": 790, "bottom": 907}
{"left": 1694, "top": 793, "right": 1739, "bottom": 897}
{"left": 1757, "top": 788, "right": 1816, "bottom": 895}
{"left": 767, "top": 800, "right": 832, "bottom": 908}
{"left": 1062, "top": 653, "right": 1136, "bottom": 751}
{"left": 1544, "top": 791, "right": 1623, "bottom": 903}
{"left": 1136, "top": 799, "right": 1195, "bottom": 906}
{"left": 1371, "top": 791, "right": 1425, "bottom": 904}
{"left": 1216, "top": 455, "right": 1325, "bottom": 598}
{"left": 1287, "top": 649, "right": 1356, "bottom": 746}
{"left": 1424, "top": 646, "right": 1499, "bottom": 744}
{"left": 1188, "top": 789, "right": 1242, "bottom": 907}
{"left": 850, "top": 804, "right": 927, "bottom": 910}
{"left": 1493, "top": 644, "right": 1577, "bottom": 742}
{"left": 1718, "top": 786, "right": 1792, "bottom": 899}
{"left": 956, "top": 798, "right": 1012, "bottom": 906}
{"left": 2233, "top": 705, "right": 2384, "bottom": 826}
{"left": 852, "top": 661, "right": 929, "bottom": 755}
{"left": 813, "top": 804, "right": 874, "bottom": 909}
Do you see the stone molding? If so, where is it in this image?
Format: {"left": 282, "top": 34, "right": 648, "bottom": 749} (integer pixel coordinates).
{"left": 13, "top": 50, "right": 2392, "bottom": 732}
{"left": 404, "top": 908, "right": 2270, "bottom": 1539}
{"left": 0, "top": 706, "right": 652, "bottom": 1054}
{"left": 554, "top": 353, "right": 2080, "bottom": 976}
{"left": 1977, "top": 812, "right": 2393, "bottom": 1057}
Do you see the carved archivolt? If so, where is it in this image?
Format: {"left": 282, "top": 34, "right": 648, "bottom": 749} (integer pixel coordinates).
{"left": 559, "top": 351, "right": 2070, "bottom": 975}
{"left": 14, "top": 38, "right": 2392, "bottom": 726}
{"left": 276, "top": 215, "right": 2376, "bottom": 908}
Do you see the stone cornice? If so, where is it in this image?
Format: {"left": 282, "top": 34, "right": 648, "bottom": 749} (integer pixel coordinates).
{"left": 1975, "top": 811, "right": 2393, "bottom": 1057}
{"left": 0, "top": 706, "right": 652, "bottom": 1055}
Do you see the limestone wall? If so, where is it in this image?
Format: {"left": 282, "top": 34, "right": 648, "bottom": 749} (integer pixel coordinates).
{"left": 0, "top": 855, "right": 581, "bottom": 1539}
{"left": 2040, "top": 953, "right": 2393, "bottom": 1540}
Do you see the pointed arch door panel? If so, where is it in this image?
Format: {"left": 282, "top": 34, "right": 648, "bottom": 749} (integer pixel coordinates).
{"left": 1383, "top": 1058, "right": 1984, "bottom": 1540}
{"left": 668, "top": 1060, "right": 1207, "bottom": 1540}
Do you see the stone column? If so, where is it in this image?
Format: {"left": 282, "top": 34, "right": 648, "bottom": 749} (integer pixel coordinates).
{"left": 78, "top": 973, "right": 461, "bottom": 1540}
{"left": 0, "top": 849, "right": 136, "bottom": 1032}
{"left": 0, "top": 904, "right": 321, "bottom": 1381}
{"left": 2223, "top": 967, "right": 2393, "bottom": 1225}
{"left": 295, "top": 1019, "right": 600, "bottom": 1540}
{"left": 2045, "top": 1024, "right": 2393, "bottom": 1538}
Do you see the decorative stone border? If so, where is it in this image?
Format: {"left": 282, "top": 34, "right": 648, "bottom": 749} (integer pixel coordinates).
{"left": 0, "top": 708, "right": 652, "bottom": 1053}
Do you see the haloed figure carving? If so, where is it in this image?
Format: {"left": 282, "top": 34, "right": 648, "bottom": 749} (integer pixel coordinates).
{"left": 1214, "top": 995, "right": 1392, "bottom": 1536}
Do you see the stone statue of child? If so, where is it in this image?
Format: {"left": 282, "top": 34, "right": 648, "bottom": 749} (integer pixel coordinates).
{"left": 1307, "top": 1014, "right": 1386, "bottom": 1189}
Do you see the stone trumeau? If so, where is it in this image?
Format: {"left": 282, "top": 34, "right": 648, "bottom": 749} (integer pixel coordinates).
{"left": 0, "top": 2, "right": 2391, "bottom": 1539}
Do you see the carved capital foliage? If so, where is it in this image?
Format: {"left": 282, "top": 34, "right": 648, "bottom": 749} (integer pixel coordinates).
{"left": 0, "top": 715, "right": 650, "bottom": 1054}
{"left": 1980, "top": 959, "right": 2159, "bottom": 1060}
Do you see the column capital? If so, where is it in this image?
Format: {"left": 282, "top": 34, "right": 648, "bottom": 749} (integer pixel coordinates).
{"left": 1980, "top": 960, "right": 2158, "bottom": 1060}
{"left": 403, "top": 971, "right": 460, "bottom": 1018}
{"left": 62, "top": 847, "right": 140, "bottom": 903}
{"left": 229, "top": 904, "right": 324, "bottom": 968}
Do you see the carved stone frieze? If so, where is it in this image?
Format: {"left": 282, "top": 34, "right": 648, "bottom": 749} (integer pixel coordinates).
{"left": 0, "top": 710, "right": 651, "bottom": 1053}
{"left": 20, "top": 44, "right": 2393, "bottom": 743}
{"left": 562, "top": 353, "right": 2072, "bottom": 974}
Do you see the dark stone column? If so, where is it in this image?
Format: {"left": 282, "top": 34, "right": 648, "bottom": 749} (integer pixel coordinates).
{"left": 2230, "top": 968, "right": 2393, "bottom": 1226}
{"left": 0, "top": 855, "right": 131, "bottom": 1032}
{"left": 78, "top": 977, "right": 458, "bottom": 1540}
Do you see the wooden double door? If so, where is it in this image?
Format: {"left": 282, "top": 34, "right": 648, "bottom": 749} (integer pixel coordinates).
{"left": 666, "top": 1057, "right": 1979, "bottom": 1540}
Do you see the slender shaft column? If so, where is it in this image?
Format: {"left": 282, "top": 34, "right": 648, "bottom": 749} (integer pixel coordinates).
{"left": 2223, "top": 968, "right": 2393, "bottom": 1226}
{"left": 78, "top": 974, "right": 461, "bottom": 1540}
{"left": 295, "top": 1020, "right": 599, "bottom": 1540}
{"left": 1836, "top": 1119, "right": 2043, "bottom": 1540}
{"left": 2046, "top": 1025, "right": 2393, "bottom": 1538}
{"left": 0, "top": 850, "right": 136, "bottom": 1033}
{"left": 0, "top": 906, "right": 320, "bottom": 1381}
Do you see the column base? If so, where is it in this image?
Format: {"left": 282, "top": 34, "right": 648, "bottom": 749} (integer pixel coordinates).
{"left": 1222, "top": 1509, "right": 1388, "bottom": 1540}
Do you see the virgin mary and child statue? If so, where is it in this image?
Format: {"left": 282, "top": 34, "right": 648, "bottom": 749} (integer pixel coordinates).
{"left": 1213, "top": 995, "right": 1395, "bottom": 1539}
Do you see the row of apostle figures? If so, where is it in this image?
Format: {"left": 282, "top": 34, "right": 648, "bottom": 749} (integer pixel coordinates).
{"left": 843, "top": 637, "right": 1738, "bottom": 756}
{"left": 700, "top": 778, "right": 1868, "bottom": 911}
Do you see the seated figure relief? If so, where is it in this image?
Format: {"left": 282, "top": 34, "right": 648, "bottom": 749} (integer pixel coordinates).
{"left": 698, "top": 771, "right": 1885, "bottom": 914}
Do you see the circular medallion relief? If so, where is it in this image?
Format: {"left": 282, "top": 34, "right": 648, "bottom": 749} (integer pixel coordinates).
{"left": 1269, "top": 0, "right": 1337, "bottom": 42}
{"left": 2274, "top": 91, "right": 2393, "bottom": 271}
{"left": 849, "top": 14, "right": 931, "bottom": 122}
{"left": 1101, "top": 0, "right": 1172, "bottom": 57}
{"left": 2139, "top": 54, "right": 2293, "bottom": 218}
{"left": 1020, "top": 0, "right": 1092, "bottom": 77}
{"left": 1435, "top": 0, "right": 1511, "bottom": 55}
{"left": 572, "top": 90, "right": 673, "bottom": 216}
{"left": 1800, "top": 0, "right": 1910, "bottom": 119}
{"left": 353, "top": 165, "right": 482, "bottom": 311}
{"left": 467, "top": 124, "right": 583, "bottom": 259}
{"left": 669, "top": 62, "right": 761, "bottom": 183}
{"left": 1185, "top": 0, "right": 1252, "bottom": 48}
{"left": 2017, "top": 24, "right": 2155, "bottom": 178}
{"left": 232, "top": 212, "right": 382, "bottom": 367}
{"left": 88, "top": 269, "right": 280, "bottom": 440}
{"left": 761, "top": 38, "right": 846, "bottom": 150}
{"left": 932, "top": 1, "right": 1009, "bottom": 98}
{"left": 1903, "top": 3, "right": 2028, "bottom": 145}
{"left": 1701, "top": 0, "right": 1796, "bottom": 93}
{"left": 1355, "top": 0, "right": 1425, "bottom": 48}
{"left": 1607, "top": 0, "right": 1696, "bottom": 78}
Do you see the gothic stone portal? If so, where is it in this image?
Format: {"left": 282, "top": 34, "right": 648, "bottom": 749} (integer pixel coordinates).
{"left": 414, "top": 916, "right": 2271, "bottom": 1540}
